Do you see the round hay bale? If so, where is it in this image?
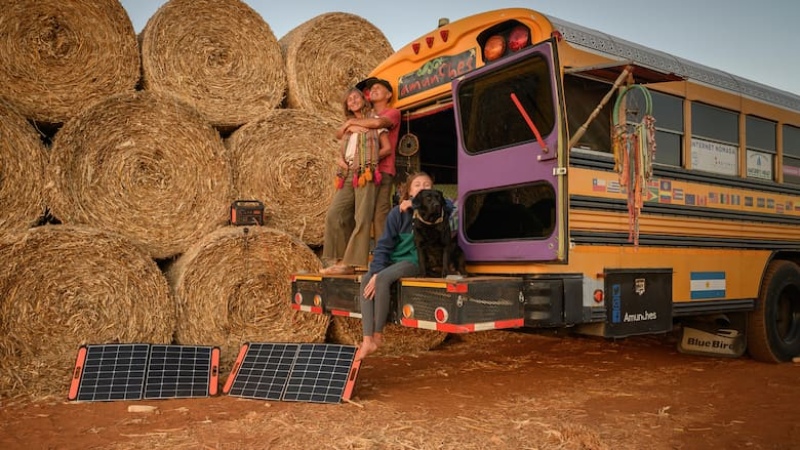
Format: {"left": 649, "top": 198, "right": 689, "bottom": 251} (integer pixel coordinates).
{"left": 166, "top": 226, "right": 329, "bottom": 372}
{"left": 227, "top": 109, "right": 339, "bottom": 246}
{"left": 0, "top": 100, "right": 47, "bottom": 240}
{"left": 0, "top": 0, "right": 139, "bottom": 124}
{"left": 280, "top": 12, "right": 394, "bottom": 121}
{"left": 140, "top": 0, "right": 286, "bottom": 130}
{"left": 47, "top": 90, "right": 232, "bottom": 259}
{"left": 328, "top": 317, "right": 448, "bottom": 357}
{"left": 0, "top": 225, "right": 175, "bottom": 399}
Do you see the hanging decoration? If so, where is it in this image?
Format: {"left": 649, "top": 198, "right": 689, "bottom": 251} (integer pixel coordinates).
{"left": 612, "top": 84, "right": 657, "bottom": 247}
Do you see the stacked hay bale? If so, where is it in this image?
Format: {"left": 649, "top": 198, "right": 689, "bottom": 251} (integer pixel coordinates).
{"left": 140, "top": 0, "right": 286, "bottom": 130}
{"left": 0, "top": 0, "right": 449, "bottom": 398}
{"left": 0, "top": 100, "right": 48, "bottom": 240}
{"left": 166, "top": 226, "right": 329, "bottom": 372}
{"left": 0, "top": 226, "right": 175, "bottom": 398}
{"left": 0, "top": 0, "right": 139, "bottom": 125}
{"left": 226, "top": 109, "right": 339, "bottom": 246}
{"left": 280, "top": 12, "right": 394, "bottom": 121}
{"left": 46, "top": 91, "right": 232, "bottom": 259}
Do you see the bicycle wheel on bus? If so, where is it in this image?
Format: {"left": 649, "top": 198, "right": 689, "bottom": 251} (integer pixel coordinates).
{"left": 747, "top": 260, "right": 800, "bottom": 363}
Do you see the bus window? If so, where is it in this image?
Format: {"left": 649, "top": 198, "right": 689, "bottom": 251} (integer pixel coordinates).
{"left": 457, "top": 55, "right": 555, "bottom": 154}
{"left": 463, "top": 182, "right": 556, "bottom": 242}
{"left": 746, "top": 115, "right": 776, "bottom": 181}
{"left": 782, "top": 124, "right": 800, "bottom": 185}
{"left": 650, "top": 91, "right": 684, "bottom": 167}
{"left": 690, "top": 102, "right": 739, "bottom": 176}
{"left": 564, "top": 75, "right": 612, "bottom": 153}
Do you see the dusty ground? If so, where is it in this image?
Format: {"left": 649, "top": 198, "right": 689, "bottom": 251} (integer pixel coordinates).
{"left": 1, "top": 330, "right": 798, "bottom": 450}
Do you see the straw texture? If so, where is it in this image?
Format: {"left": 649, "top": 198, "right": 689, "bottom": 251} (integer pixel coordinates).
{"left": 166, "top": 226, "right": 329, "bottom": 372}
{"left": 0, "top": 0, "right": 139, "bottom": 124}
{"left": 280, "top": 12, "right": 393, "bottom": 121}
{"left": 0, "top": 100, "right": 47, "bottom": 240}
{"left": 0, "top": 225, "right": 175, "bottom": 399}
{"left": 46, "top": 91, "right": 232, "bottom": 259}
{"left": 227, "top": 109, "right": 339, "bottom": 246}
{"left": 140, "top": 0, "right": 287, "bottom": 129}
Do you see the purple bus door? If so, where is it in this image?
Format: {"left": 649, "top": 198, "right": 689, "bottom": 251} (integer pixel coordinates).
{"left": 453, "top": 40, "right": 567, "bottom": 263}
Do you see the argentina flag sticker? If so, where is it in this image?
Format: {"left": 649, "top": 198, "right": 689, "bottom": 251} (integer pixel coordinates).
{"left": 690, "top": 271, "right": 726, "bottom": 300}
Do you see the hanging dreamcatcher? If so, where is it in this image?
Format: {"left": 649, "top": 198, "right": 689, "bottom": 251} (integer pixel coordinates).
{"left": 397, "top": 111, "right": 419, "bottom": 176}
{"left": 612, "top": 84, "right": 657, "bottom": 247}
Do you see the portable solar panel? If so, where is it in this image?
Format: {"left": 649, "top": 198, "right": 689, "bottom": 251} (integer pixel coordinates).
{"left": 223, "top": 342, "right": 360, "bottom": 404}
{"left": 283, "top": 344, "right": 358, "bottom": 404}
{"left": 68, "top": 344, "right": 149, "bottom": 402}
{"left": 68, "top": 344, "right": 220, "bottom": 402}
{"left": 144, "top": 345, "right": 220, "bottom": 399}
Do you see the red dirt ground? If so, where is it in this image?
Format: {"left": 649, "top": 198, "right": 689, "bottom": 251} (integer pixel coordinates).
{"left": 1, "top": 330, "right": 798, "bottom": 449}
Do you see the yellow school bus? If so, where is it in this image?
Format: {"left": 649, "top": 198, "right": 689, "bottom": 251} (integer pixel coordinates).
{"left": 292, "top": 8, "right": 800, "bottom": 362}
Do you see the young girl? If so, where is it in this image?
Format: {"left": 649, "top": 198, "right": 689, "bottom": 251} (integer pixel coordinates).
{"left": 321, "top": 88, "right": 391, "bottom": 275}
{"left": 356, "top": 172, "right": 442, "bottom": 360}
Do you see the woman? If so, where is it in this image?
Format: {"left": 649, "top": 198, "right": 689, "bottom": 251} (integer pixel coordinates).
{"left": 321, "top": 88, "right": 391, "bottom": 275}
{"left": 356, "top": 172, "right": 446, "bottom": 360}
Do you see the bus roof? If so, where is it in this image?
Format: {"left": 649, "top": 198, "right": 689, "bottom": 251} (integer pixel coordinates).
{"left": 370, "top": 8, "right": 800, "bottom": 114}
{"left": 547, "top": 15, "right": 800, "bottom": 113}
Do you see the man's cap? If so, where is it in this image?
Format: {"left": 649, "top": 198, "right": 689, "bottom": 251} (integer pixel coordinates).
{"left": 356, "top": 77, "right": 393, "bottom": 94}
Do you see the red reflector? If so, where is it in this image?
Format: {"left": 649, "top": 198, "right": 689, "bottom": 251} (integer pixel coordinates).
{"left": 434, "top": 307, "right": 449, "bottom": 323}
{"left": 294, "top": 293, "right": 302, "bottom": 304}
{"left": 446, "top": 283, "right": 467, "bottom": 294}
{"left": 508, "top": 25, "right": 530, "bottom": 52}
{"left": 593, "top": 289, "right": 604, "bottom": 303}
{"left": 551, "top": 30, "right": 563, "bottom": 42}
{"left": 412, "top": 42, "right": 420, "bottom": 54}
{"left": 425, "top": 36, "right": 434, "bottom": 48}
{"left": 440, "top": 29, "right": 449, "bottom": 42}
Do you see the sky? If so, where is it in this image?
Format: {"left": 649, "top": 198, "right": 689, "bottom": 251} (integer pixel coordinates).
{"left": 120, "top": 0, "right": 800, "bottom": 96}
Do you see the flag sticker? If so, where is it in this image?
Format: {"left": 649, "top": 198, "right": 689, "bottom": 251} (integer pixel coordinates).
{"left": 592, "top": 178, "right": 606, "bottom": 192}
{"left": 690, "top": 272, "right": 726, "bottom": 300}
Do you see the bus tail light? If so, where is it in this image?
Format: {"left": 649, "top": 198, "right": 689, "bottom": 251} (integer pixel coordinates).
{"left": 483, "top": 35, "right": 506, "bottom": 61}
{"left": 508, "top": 25, "right": 530, "bottom": 52}
{"left": 593, "top": 289, "right": 604, "bottom": 303}
{"left": 402, "top": 304, "right": 414, "bottom": 318}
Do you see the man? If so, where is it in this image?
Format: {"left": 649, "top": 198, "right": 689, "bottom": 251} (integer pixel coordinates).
{"left": 337, "top": 77, "right": 401, "bottom": 243}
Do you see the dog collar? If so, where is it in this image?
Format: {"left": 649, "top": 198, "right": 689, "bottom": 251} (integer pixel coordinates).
{"left": 413, "top": 209, "right": 444, "bottom": 225}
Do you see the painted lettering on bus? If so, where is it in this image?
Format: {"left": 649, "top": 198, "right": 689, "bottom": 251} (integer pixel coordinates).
{"left": 398, "top": 49, "right": 477, "bottom": 99}
{"left": 611, "top": 283, "right": 621, "bottom": 323}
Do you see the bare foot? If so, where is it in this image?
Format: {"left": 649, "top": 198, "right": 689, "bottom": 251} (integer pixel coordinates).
{"left": 355, "top": 340, "right": 378, "bottom": 361}
{"left": 373, "top": 333, "right": 383, "bottom": 347}
{"left": 320, "top": 264, "right": 355, "bottom": 275}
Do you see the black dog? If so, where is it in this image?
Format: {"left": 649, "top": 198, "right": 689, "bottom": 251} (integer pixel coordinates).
{"left": 411, "top": 189, "right": 465, "bottom": 278}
